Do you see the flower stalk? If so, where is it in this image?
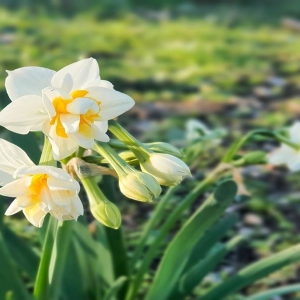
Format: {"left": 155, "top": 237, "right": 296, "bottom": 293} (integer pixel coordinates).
{"left": 108, "top": 120, "right": 191, "bottom": 186}
{"left": 93, "top": 142, "right": 161, "bottom": 202}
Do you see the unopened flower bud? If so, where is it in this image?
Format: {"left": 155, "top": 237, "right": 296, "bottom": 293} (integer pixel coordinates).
{"left": 119, "top": 171, "right": 161, "bottom": 202}
{"left": 90, "top": 201, "right": 121, "bottom": 229}
{"left": 242, "top": 151, "right": 267, "bottom": 165}
{"left": 146, "top": 142, "right": 183, "bottom": 158}
{"left": 140, "top": 153, "right": 191, "bottom": 186}
{"left": 81, "top": 177, "right": 121, "bottom": 229}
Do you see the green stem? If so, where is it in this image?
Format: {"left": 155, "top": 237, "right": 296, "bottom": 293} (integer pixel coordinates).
{"left": 101, "top": 176, "right": 129, "bottom": 300}
{"left": 33, "top": 217, "right": 57, "bottom": 299}
{"left": 34, "top": 137, "right": 57, "bottom": 299}
{"left": 81, "top": 177, "right": 109, "bottom": 205}
{"left": 39, "top": 137, "right": 56, "bottom": 167}
{"left": 47, "top": 220, "right": 73, "bottom": 300}
{"left": 222, "top": 129, "right": 300, "bottom": 163}
{"left": 125, "top": 164, "right": 231, "bottom": 300}
{"left": 108, "top": 120, "right": 149, "bottom": 162}
{"left": 93, "top": 142, "right": 129, "bottom": 176}
{"left": 274, "top": 133, "right": 300, "bottom": 150}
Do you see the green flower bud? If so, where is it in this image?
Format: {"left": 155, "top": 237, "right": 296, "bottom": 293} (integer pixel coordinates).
{"left": 81, "top": 177, "right": 121, "bottom": 229}
{"left": 234, "top": 151, "right": 267, "bottom": 166}
{"left": 119, "top": 171, "right": 161, "bottom": 202}
{"left": 90, "top": 201, "right": 121, "bottom": 229}
{"left": 243, "top": 151, "right": 267, "bottom": 165}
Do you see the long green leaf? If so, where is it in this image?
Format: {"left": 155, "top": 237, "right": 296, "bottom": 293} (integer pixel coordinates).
{"left": 104, "top": 276, "right": 127, "bottom": 300}
{"left": 2, "top": 226, "right": 39, "bottom": 281}
{"left": 178, "top": 236, "right": 243, "bottom": 298}
{"left": 145, "top": 180, "right": 237, "bottom": 300}
{"left": 61, "top": 220, "right": 112, "bottom": 300}
{"left": 200, "top": 243, "right": 300, "bottom": 300}
{"left": 183, "top": 213, "right": 238, "bottom": 273}
{"left": 129, "top": 185, "right": 179, "bottom": 273}
{"left": 245, "top": 284, "right": 300, "bottom": 300}
{"left": 0, "top": 231, "right": 31, "bottom": 300}
{"left": 61, "top": 237, "right": 87, "bottom": 300}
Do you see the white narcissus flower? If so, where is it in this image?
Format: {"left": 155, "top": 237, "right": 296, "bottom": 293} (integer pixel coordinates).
{"left": 0, "top": 139, "right": 83, "bottom": 227}
{"left": 0, "top": 58, "right": 135, "bottom": 160}
{"left": 268, "top": 122, "right": 300, "bottom": 172}
{"left": 140, "top": 153, "right": 191, "bottom": 186}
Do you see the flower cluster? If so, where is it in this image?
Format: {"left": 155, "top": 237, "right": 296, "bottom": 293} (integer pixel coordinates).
{"left": 0, "top": 58, "right": 191, "bottom": 228}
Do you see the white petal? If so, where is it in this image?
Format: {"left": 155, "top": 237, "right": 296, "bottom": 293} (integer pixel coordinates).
{"left": 71, "top": 196, "right": 84, "bottom": 218}
{"left": 42, "top": 91, "right": 56, "bottom": 119}
{"left": 39, "top": 186, "right": 53, "bottom": 209}
{"left": 66, "top": 98, "right": 99, "bottom": 115}
{"left": 51, "top": 58, "right": 100, "bottom": 93}
{"left": 289, "top": 122, "right": 300, "bottom": 144}
{"left": 5, "top": 67, "right": 55, "bottom": 101}
{"left": 287, "top": 159, "right": 300, "bottom": 172}
{"left": 0, "top": 139, "right": 35, "bottom": 183}
{"left": 15, "top": 165, "right": 72, "bottom": 181}
{"left": 17, "top": 195, "right": 35, "bottom": 208}
{"left": 23, "top": 204, "right": 47, "bottom": 227}
{"left": 60, "top": 114, "right": 80, "bottom": 133}
{"left": 0, "top": 171, "right": 15, "bottom": 186}
{"left": 0, "top": 95, "right": 47, "bottom": 134}
{"left": 91, "top": 123, "right": 110, "bottom": 142}
{"left": 0, "top": 177, "right": 30, "bottom": 197}
{"left": 86, "top": 86, "right": 134, "bottom": 121}
{"left": 68, "top": 129, "right": 95, "bottom": 149}
{"left": 5, "top": 199, "right": 22, "bottom": 215}
{"left": 42, "top": 121, "right": 79, "bottom": 160}
{"left": 99, "top": 80, "right": 114, "bottom": 89}
{"left": 47, "top": 176, "right": 80, "bottom": 191}
{"left": 42, "top": 87, "right": 71, "bottom": 103}
{"left": 94, "top": 121, "right": 108, "bottom": 132}
{"left": 49, "top": 190, "right": 74, "bottom": 206}
{"left": 268, "top": 145, "right": 295, "bottom": 166}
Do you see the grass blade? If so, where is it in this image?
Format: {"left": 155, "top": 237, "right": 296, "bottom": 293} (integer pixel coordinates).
{"left": 177, "top": 236, "right": 243, "bottom": 298}
{"left": 129, "top": 186, "right": 179, "bottom": 273}
{"left": 183, "top": 213, "right": 238, "bottom": 273}
{"left": 245, "top": 284, "right": 300, "bottom": 300}
{"left": 200, "top": 243, "right": 300, "bottom": 300}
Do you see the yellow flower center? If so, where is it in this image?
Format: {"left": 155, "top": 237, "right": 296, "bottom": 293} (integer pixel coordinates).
{"left": 29, "top": 174, "right": 49, "bottom": 203}
{"left": 50, "top": 90, "right": 101, "bottom": 138}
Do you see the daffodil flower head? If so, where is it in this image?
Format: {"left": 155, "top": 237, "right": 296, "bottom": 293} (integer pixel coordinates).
{"left": 140, "top": 153, "right": 191, "bottom": 186}
{"left": 0, "top": 58, "right": 135, "bottom": 160}
{"left": 268, "top": 122, "right": 300, "bottom": 172}
{"left": 0, "top": 139, "right": 83, "bottom": 227}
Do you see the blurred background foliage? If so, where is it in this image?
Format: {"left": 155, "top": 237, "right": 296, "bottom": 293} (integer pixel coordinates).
{"left": 2, "top": 0, "right": 300, "bottom": 298}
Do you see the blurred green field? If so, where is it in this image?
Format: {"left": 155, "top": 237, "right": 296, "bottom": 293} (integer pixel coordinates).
{"left": 2, "top": 2, "right": 300, "bottom": 298}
